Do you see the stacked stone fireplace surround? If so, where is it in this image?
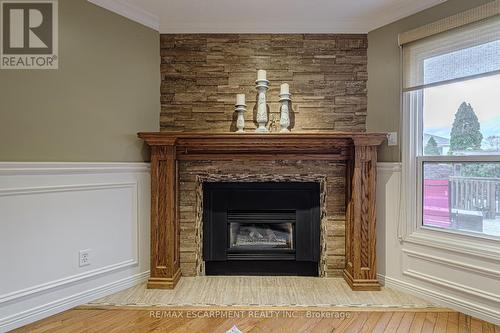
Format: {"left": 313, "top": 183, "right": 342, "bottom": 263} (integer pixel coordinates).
{"left": 160, "top": 34, "right": 368, "bottom": 278}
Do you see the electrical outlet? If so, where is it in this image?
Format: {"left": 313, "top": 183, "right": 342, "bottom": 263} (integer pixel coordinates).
{"left": 387, "top": 132, "right": 398, "bottom": 146}
{"left": 79, "top": 249, "right": 91, "bottom": 267}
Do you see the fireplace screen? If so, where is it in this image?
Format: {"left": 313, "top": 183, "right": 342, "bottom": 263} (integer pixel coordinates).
{"left": 204, "top": 183, "right": 320, "bottom": 275}
{"left": 229, "top": 222, "right": 294, "bottom": 249}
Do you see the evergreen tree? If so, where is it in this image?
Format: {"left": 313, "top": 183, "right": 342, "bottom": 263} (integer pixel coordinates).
{"left": 424, "top": 136, "right": 440, "bottom": 155}
{"left": 486, "top": 136, "right": 500, "bottom": 151}
{"left": 449, "top": 102, "right": 483, "bottom": 153}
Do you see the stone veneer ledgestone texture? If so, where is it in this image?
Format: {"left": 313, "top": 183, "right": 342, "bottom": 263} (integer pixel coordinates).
{"left": 178, "top": 160, "right": 347, "bottom": 277}
{"left": 160, "top": 34, "right": 367, "bottom": 132}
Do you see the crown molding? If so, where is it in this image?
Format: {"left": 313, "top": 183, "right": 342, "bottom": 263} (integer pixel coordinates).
{"left": 87, "top": 0, "right": 160, "bottom": 31}
{"left": 87, "top": 0, "right": 447, "bottom": 34}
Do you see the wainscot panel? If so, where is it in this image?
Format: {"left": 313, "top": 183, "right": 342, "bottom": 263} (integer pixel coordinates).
{"left": 0, "top": 163, "right": 150, "bottom": 332}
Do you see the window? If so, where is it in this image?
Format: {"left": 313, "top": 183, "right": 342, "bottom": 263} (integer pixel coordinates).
{"left": 403, "top": 16, "right": 500, "bottom": 238}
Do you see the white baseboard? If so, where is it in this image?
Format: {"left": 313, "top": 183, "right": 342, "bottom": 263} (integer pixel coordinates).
{"left": 0, "top": 271, "right": 149, "bottom": 332}
{"left": 377, "top": 273, "right": 386, "bottom": 286}
{"left": 381, "top": 274, "right": 500, "bottom": 325}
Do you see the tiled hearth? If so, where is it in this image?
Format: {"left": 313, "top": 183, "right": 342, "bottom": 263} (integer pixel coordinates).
{"left": 89, "top": 277, "right": 437, "bottom": 308}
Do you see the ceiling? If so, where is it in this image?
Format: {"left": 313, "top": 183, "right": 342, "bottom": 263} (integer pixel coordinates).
{"left": 88, "top": 0, "right": 447, "bottom": 33}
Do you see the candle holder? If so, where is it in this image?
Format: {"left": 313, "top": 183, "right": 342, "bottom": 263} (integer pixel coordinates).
{"left": 255, "top": 78, "right": 270, "bottom": 133}
{"left": 279, "top": 92, "right": 292, "bottom": 133}
{"left": 235, "top": 103, "right": 246, "bottom": 133}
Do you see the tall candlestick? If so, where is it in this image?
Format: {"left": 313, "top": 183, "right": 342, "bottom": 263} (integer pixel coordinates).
{"left": 235, "top": 105, "right": 246, "bottom": 133}
{"left": 255, "top": 71, "right": 270, "bottom": 133}
{"left": 279, "top": 86, "right": 292, "bottom": 133}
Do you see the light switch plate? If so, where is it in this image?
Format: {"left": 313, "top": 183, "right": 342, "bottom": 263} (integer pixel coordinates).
{"left": 387, "top": 132, "right": 398, "bottom": 146}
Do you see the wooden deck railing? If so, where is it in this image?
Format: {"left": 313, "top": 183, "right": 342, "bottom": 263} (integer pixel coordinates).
{"left": 449, "top": 176, "right": 500, "bottom": 219}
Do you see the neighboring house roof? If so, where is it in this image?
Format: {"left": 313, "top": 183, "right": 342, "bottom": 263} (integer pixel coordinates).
{"left": 424, "top": 133, "right": 450, "bottom": 147}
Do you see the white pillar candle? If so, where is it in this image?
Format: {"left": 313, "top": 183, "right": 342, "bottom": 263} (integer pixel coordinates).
{"left": 257, "top": 69, "right": 267, "bottom": 81}
{"left": 236, "top": 94, "right": 245, "bottom": 106}
{"left": 280, "top": 83, "right": 289, "bottom": 95}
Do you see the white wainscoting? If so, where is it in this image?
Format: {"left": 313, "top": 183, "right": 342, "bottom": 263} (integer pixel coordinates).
{"left": 0, "top": 163, "right": 150, "bottom": 332}
{"left": 377, "top": 162, "right": 500, "bottom": 325}
{"left": 2, "top": 162, "right": 499, "bottom": 330}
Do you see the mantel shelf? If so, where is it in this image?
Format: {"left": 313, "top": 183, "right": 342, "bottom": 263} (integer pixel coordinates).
{"left": 138, "top": 131, "right": 388, "bottom": 145}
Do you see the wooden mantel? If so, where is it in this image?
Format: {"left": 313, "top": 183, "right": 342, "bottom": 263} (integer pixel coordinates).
{"left": 138, "top": 132, "right": 387, "bottom": 291}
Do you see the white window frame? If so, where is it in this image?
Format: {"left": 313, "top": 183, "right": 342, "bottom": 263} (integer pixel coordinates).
{"left": 400, "top": 61, "right": 500, "bottom": 262}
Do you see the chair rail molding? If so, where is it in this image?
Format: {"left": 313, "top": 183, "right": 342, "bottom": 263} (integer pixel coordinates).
{"left": 0, "top": 162, "right": 150, "bottom": 175}
{"left": 377, "top": 162, "right": 402, "bottom": 173}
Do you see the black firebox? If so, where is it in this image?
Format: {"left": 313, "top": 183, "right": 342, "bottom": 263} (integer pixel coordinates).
{"left": 203, "top": 182, "right": 320, "bottom": 276}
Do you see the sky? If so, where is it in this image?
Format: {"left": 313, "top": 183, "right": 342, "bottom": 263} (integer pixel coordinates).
{"left": 423, "top": 74, "right": 500, "bottom": 139}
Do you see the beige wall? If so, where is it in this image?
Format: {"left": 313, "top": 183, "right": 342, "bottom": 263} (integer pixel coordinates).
{"left": 0, "top": 0, "right": 159, "bottom": 162}
{"left": 367, "top": 0, "right": 494, "bottom": 162}
{"left": 2, "top": 0, "right": 492, "bottom": 162}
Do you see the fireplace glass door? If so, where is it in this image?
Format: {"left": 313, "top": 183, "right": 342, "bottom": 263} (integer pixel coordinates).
{"left": 229, "top": 222, "right": 294, "bottom": 250}
{"left": 203, "top": 182, "right": 320, "bottom": 276}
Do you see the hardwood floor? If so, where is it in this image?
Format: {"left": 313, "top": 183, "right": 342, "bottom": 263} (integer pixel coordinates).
{"left": 12, "top": 307, "right": 499, "bottom": 332}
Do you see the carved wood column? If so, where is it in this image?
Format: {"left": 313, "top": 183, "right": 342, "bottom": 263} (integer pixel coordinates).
{"left": 344, "top": 138, "right": 381, "bottom": 291}
{"left": 148, "top": 141, "right": 181, "bottom": 289}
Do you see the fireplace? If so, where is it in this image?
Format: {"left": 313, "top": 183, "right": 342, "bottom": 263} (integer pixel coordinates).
{"left": 138, "top": 132, "right": 386, "bottom": 290}
{"left": 203, "top": 182, "right": 320, "bottom": 276}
